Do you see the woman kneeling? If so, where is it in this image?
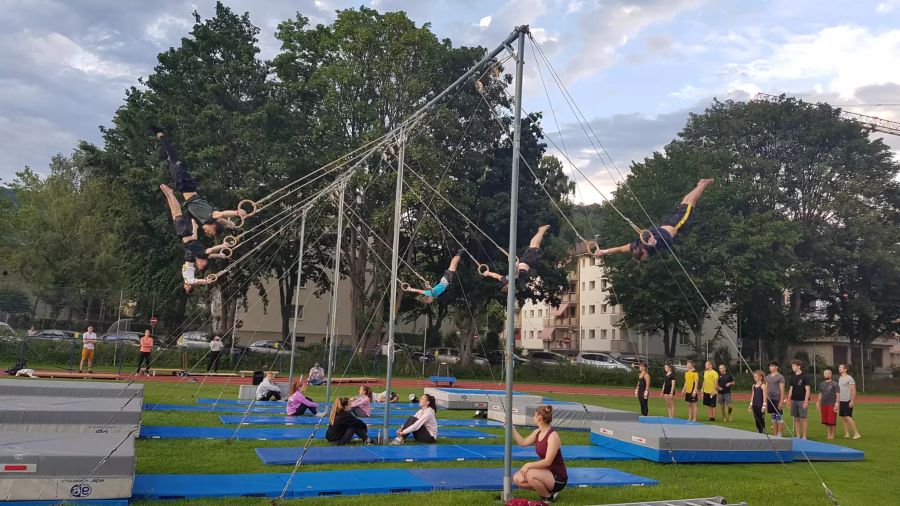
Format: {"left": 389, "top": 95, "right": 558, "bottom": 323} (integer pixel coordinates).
{"left": 511, "top": 405, "right": 568, "bottom": 503}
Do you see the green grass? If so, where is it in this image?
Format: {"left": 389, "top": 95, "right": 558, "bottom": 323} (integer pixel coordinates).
{"left": 123, "top": 379, "right": 900, "bottom": 505}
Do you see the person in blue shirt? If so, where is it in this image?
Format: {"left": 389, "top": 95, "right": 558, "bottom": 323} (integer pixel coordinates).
{"left": 594, "top": 179, "right": 713, "bottom": 261}
{"left": 404, "top": 250, "right": 464, "bottom": 303}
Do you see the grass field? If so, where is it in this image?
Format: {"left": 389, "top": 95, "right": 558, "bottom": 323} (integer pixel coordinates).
{"left": 121, "top": 377, "right": 899, "bottom": 506}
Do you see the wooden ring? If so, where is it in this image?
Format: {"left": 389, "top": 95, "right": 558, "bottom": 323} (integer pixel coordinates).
{"left": 401, "top": 282, "right": 411, "bottom": 291}
{"left": 220, "top": 247, "right": 233, "bottom": 259}
{"left": 223, "top": 235, "right": 238, "bottom": 248}
{"left": 237, "top": 199, "right": 258, "bottom": 217}
{"left": 584, "top": 240, "right": 600, "bottom": 256}
{"left": 477, "top": 263, "right": 490, "bottom": 275}
{"left": 639, "top": 229, "right": 653, "bottom": 246}
{"left": 205, "top": 273, "right": 219, "bottom": 284}
{"left": 228, "top": 215, "right": 244, "bottom": 229}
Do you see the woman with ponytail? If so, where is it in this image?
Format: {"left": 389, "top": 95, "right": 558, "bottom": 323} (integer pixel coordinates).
{"left": 325, "top": 397, "right": 373, "bottom": 445}
{"left": 511, "top": 404, "right": 568, "bottom": 503}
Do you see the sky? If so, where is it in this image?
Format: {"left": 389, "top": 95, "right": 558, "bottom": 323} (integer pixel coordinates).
{"left": 1, "top": 0, "right": 899, "bottom": 202}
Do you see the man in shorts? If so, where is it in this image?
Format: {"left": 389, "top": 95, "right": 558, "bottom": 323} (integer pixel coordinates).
{"left": 78, "top": 326, "right": 97, "bottom": 374}
{"left": 682, "top": 360, "right": 699, "bottom": 422}
{"left": 405, "top": 250, "right": 465, "bottom": 304}
{"left": 717, "top": 363, "right": 735, "bottom": 422}
{"left": 594, "top": 179, "right": 713, "bottom": 261}
{"left": 701, "top": 361, "right": 719, "bottom": 421}
{"left": 481, "top": 225, "right": 551, "bottom": 293}
{"left": 766, "top": 361, "right": 785, "bottom": 436}
{"left": 786, "top": 359, "right": 811, "bottom": 439}
{"left": 161, "top": 184, "right": 229, "bottom": 293}
{"left": 816, "top": 368, "right": 839, "bottom": 440}
{"left": 837, "top": 364, "right": 862, "bottom": 439}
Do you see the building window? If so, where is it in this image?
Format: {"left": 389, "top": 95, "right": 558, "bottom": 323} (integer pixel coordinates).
{"left": 678, "top": 331, "right": 691, "bottom": 345}
{"left": 610, "top": 329, "right": 616, "bottom": 339}
{"left": 288, "top": 305, "right": 305, "bottom": 323}
{"left": 569, "top": 306, "right": 576, "bottom": 317}
{"left": 529, "top": 331, "right": 534, "bottom": 339}
{"left": 581, "top": 305, "right": 585, "bottom": 315}
{"left": 589, "top": 305, "right": 596, "bottom": 314}
{"left": 600, "top": 278, "right": 607, "bottom": 290}
{"left": 581, "top": 282, "right": 585, "bottom": 291}
{"left": 601, "top": 329, "right": 608, "bottom": 339}
{"left": 601, "top": 304, "right": 607, "bottom": 314}
{"left": 581, "top": 329, "right": 585, "bottom": 339}
{"left": 537, "top": 309, "right": 542, "bottom": 317}
{"left": 589, "top": 280, "right": 596, "bottom": 290}
{"left": 610, "top": 304, "right": 616, "bottom": 314}
{"left": 589, "top": 330, "right": 595, "bottom": 339}
{"left": 529, "top": 310, "right": 534, "bottom": 318}
{"left": 582, "top": 258, "right": 587, "bottom": 267}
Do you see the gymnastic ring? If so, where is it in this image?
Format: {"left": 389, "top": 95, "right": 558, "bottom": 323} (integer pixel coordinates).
{"left": 490, "top": 66, "right": 501, "bottom": 80}
{"left": 400, "top": 282, "right": 411, "bottom": 291}
{"left": 220, "top": 247, "right": 233, "bottom": 259}
{"left": 639, "top": 229, "right": 653, "bottom": 246}
{"left": 223, "top": 235, "right": 238, "bottom": 248}
{"left": 475, "top": 80, "right": 485, "bottom": 92}
{"left": 477, "top": 263, "right": 490, "bottom": 275}
{"left": 237, "top": 199, "right": 258, "bottom": 218}
{"left": 205, "top": 273, "right": 219, "bottom": 284}
{"left": 584, "top": 240, "right": 600, "bottom": 256}
{"left": 228, "top": 215, "right": 244, "bottom": 229}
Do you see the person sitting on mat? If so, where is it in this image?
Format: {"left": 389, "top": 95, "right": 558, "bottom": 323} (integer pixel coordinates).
{"left": 156, "top": 130, "right": 245, "bottom": 237}
{"left": 404, "top": 250, "right": 464, "bottom": 303}
{"left": 307, "top": 363, "right": 326, "bottom": 385}
{"left": 285, "top": 378, "right": 318, "bottom": 416}
{"left": 326, "top": 397, "right": 374, "bottom": 445}
{"left": 480, "top": 225, "right": 551, "bottom": 293}
{"left": 511, "top": 404, "right": 568, "bottom": 503}
{"left": 594, "top": 179, "right": 714, "bottom": 261}
{"left": 373, "top": 391, "right": 399, "bottom": 403}
{"left": 390, "top": 393, "right": 438, "bottom": 445}
{"left": 256, "top": 372, "right": 283, "bottom": 402}
{"left": 349, "top": 385, "right": 373, "bottom": 418}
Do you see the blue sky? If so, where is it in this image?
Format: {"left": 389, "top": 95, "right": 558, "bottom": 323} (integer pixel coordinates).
{"left": 1, "top": 0, "right": 898, "bottom": 201}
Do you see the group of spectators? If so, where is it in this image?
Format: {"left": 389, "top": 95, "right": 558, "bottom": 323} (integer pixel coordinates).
{"left": 646, "top": 359, "right": 862, "bottom": 439}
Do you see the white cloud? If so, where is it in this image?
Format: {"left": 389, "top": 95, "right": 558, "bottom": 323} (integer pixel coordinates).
{"left": 478, "top": 15, "right": 492, "bottom": 28}
{"left": 145, "top": 13, "right": 192, "bottom": 45}
{"left": 0, "top": 115, "right": 77, "bottom": 178}
{"left": 565, "top": 0, "right": 584, "bottom": 15}
{"left": 877, "top": 0, "right": 900, "bottom": 13}
{"left": 24, "top": 32, "right": 139, "bottom": 80}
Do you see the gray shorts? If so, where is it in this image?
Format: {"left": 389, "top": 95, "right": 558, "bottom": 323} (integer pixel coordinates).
{"left": 718, "top": 393, "right": 732, "bottom": 405}
{"left": 791, "top": 402, "right": 808, "bottom": 419}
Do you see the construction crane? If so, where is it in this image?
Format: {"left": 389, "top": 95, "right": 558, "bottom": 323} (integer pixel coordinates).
{"left": 754, "top": 92, "right": 900, "bottom": 137}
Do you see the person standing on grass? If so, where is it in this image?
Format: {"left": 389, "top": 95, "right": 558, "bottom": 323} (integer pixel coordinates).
{"left": 635, "top": 362, "right": 650, "bottom": 416}
{"left": 838, "top": 364, "right": 862, "bottom": 439}
{"left": 766, "top": 361, "right": 786, "bottom": 436}
{"left": 511, "top": 405, "right": 568, "bottom": 503}
{"left": 79, "top": 326, "right": 97, "bottom": 374}
{"left": 308, "top": 363, "right": 325, "bottom": 386}
{"left": 786, "top": 360, "right": 812, "bottom": 439}
{"left": 817, "top": 368, "right": 839, "bottom": 440}
{"left": 135, "top": 330, "right": 154, "bottom": 375}
{"left": 326, "top": 397, "right": 374, "bottom": 445}
{"left": 256, "top": 372, "right": 283, "bottom": 402}
{"left": 349, "top": 385, "right": 373, "bottom": 418}
{"left": 391, "top": 394, "right": 438, "bottom": 445}
{"left": 207, "top": 335, "right": 224, "bottom": 373}
{"left": 717, "top": 364, "right": 735, "bottom": 422}
{"left": 682, "top": 360, "right": 699, "bottom": 421}
{"left": 702, "top": 360, "right": 719, "bottom": 421}
{"left": 748, "top": 370, "right": 767, "bottom": 433}
{"left": 285, "top": 378, "right": 318, "bottom": 415}
{"left": 661, "top": 363, "right": 677, "bottom": 418}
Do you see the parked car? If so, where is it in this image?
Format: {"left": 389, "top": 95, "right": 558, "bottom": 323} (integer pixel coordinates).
{"left": 427, "top": 347, "right": 460, "bottom": 364}
{"left": 411, "top": 351, "right": 434, "bottom": 363}
{"left": 486, "top": 350, "right": 530, "bottom": 366}
{"left": 0, "top": 322, "right": 17, "bottom": 342}
{"left": 100, "top": 331, "right": 141, "bottom": 344}
{"left": 177, "top": 331, "right": 210, "bottom": 350}
{"left": 617, "top": 354, "right": 650, "bottom": 369}
{"left": 576, "top": 352, "right": 630, "bottom": 371}
{"left": 669, "top": 358, "right": 690, "bottom": 373}
{"left": 470, "top": 354, "right": 490, "bottom": 367}
{"left": 30, "top": 329, "right": 78, "bottom": 341}
{"left": 526, "top": 351, "right": 570, "bottom": 366}
{"left": 246, "top": 340, "right": 291, "bottom": 355}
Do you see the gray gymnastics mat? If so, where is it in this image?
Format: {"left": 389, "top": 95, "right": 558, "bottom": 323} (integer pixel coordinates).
{"left": 0, "top": 395, "right": 142, "bottom": 435}
{"left": 424, "top": 387, "right": 543, "bottom": 410}
{"left": 592, "top": 498, "right": 746, "bottom": 506}
{"left": 0, "top": 431, "right": 135, "bottom": 500}
{"left": 0, "top": 378, "right": 143, "bottom": 399}
{"left": 488, "top": 400, "right": 638, "bottom": 429}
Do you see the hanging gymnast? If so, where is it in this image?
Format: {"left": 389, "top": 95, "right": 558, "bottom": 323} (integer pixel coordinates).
{"left": 404, "top": 250, "right": 465, "bottom": 304}
{"left": 480, "top": 225, "right": 551, "bottom": 293}
{"left": 161, "top": 184, "right": 228, "bottom": 293}
{"left": 155, "top": 130, "right": 246, "bottom": 237}
{"left": 595, "top": 179, "right": 713, "bottom": 261}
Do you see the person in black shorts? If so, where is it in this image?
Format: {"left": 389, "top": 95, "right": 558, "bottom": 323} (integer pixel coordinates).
{"left": 161, "top": 184, "right": 229, "bottom": 292}
{"left": 404, "top": 250, "right": 463, "bottom": 304}
{"left": 512, "top": 405, "right": 567, "bottom": 503}
{"left": 717, "top": 363, "right": 735, "bottom": 422}
{"left": 594, "top": 179, "right": 713, "bottom": 261}
{"left": 660, "top": 363, "right": 677, "bottom": 418}
{"left": 481, "top": 225, "right": 551, "bottom": 293}
{"left": 156, "top": 131, "right": 246, "bottom": 237}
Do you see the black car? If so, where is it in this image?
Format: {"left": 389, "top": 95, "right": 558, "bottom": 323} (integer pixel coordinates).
{"left": 486, "top": 350, "right": 530, "bottom": 366}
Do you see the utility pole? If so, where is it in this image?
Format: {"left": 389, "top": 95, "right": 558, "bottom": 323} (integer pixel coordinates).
{"left": 324, "top": 182, "right": 347, "bottom": 406}
{"left": 383, "top": 130, "right": 406, "bottom": 444}
{"left": 288, "top": 210, "right": 308, "bottom": 386}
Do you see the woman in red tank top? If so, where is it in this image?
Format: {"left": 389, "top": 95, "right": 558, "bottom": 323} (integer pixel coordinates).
{"left": 511, "top": 404, "right": 568, "bottom": 502}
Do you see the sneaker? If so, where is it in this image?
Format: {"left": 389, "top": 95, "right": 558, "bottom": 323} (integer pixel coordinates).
{"left": 78, "top": 370, "right": 83, "bottom": 374}
{"left": 852, "top": 434, "right": 862, "bottom": 440}
{"left": 365, "top": 438, "right": 375, "bottom": 445}
{"left": 389, "top": 437, "right": 404, "bottom": 446}
{"left": 88, "top": 369, "right": 93, "bottom": 374}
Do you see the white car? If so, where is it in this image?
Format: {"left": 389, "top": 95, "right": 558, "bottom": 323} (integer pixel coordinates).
{"left": 576, "top": 352, "right": 630, "bottom": 371}
{"left": 177, "top": 331, "right": 209, "bottom": 350}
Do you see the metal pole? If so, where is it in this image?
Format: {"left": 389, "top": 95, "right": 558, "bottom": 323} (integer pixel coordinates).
{"left": 860, "top": 343, "right": 865, "bottom": 392}
{"left": 116, "top": 290, "right": 123, "bottom": 376}
{"left": 421, "top": 326, "right": 428, "bottom": 377}
{"left": 502, "top": 27, "right": 527, "bottom": 503}
{"left": 383, "top": 130, "right": 406, "bottom": 444}
{"left": 325, "top": 182, "right": 347, "bottom": 406}
{"left": 288, "top": 211, "right": 308, "bottom": 386}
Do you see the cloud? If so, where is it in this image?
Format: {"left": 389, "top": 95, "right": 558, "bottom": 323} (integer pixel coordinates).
{"left": 0, "top": 116, "right": 78, "bottom": 179}
{"left": 877, "top": 0, "right": 900, "bottom": 13}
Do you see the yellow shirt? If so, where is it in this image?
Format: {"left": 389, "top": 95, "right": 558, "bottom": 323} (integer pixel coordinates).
{"left": 703, "top": 370, "right": 719, "bottom": 394}
{"left": 683, "top": 370, "right": 699, "bottom": 393}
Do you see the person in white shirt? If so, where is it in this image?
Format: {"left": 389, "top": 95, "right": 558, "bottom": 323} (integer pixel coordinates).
{"left": 308, "top": 363, "right": 326, "bottom": 385}
{"left": 256, "top": 372, "right": 283, "bottom": 401}
{"left": 79, "top": 326, "right": 98, "bottom": 374}
{"left": 373, "top": 391, "right": 399, "bottom": 403}
{"left": 391, "top": 394, "right": 438, "bottom": 444}
{"left": 207, "top": 335, "right": 224, "bottom": 373}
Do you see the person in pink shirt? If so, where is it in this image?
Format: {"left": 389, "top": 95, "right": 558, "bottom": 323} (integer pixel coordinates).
{"left": 349, "top": 385, "right": 373, "bottom": 418}
{"left": 285, "top": 378, "right": 319, "bottom": 416}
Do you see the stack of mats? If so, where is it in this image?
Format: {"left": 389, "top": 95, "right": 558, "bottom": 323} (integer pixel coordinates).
{"left": 132, "top": 467, "right": 657, "bottom": 499}
{"left": 0, "top": 379, "right": 141, "bottom": 501}
{"left": 423, "top": 388, "right": 542, "bottom": 410}
{"left": 488, "top": 398, "right": 638, "bottom": 429}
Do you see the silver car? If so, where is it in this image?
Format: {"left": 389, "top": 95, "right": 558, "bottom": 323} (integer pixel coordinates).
{"left": 247, "top": 340, "right": 290, "bottom": 355}
{"left": 177, "top": 331, "right": 210, "bottom": 349}
{"left": 576, "top": 352, "right": 630, "bottom": 371}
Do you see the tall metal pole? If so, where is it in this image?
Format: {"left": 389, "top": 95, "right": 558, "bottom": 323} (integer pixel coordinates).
{"left": 502, "top": 27, "right": 527, "bottom": 502}
{"left": 325, "top": 183, "right": 347, "bottom": 405}
{"left": 383, "top": 130, "right": 406, "bottom": 443}
{"left": 288, "top": 210, "right": 308, "bottom": 386}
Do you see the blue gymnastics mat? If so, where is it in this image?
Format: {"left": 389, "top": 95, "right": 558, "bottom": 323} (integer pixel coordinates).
{"left": 132, "top": 467, "right": 656, "bottom": 499}
{"left": 792, "top": 438, "right": 864, "bottom": 461}
{"left": 0, "top": 502, "right": 129, "bottom": 506}
{"left": 148, "top": 403, "right": 417, "bottom": 415}
{"left": 639, "top": 416, "right": 701, "bottom": 425}
{"left": 140, "top": 425, "right": 494, "bottom": 440}
{"left": 256, "top": 444, "right": 637, "bottom": 465}
{"left": 218, "top": 415, "right": 502, "bottom": 427}
{"left": 197, "top": 398, "right": 418, "bottom": 412}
